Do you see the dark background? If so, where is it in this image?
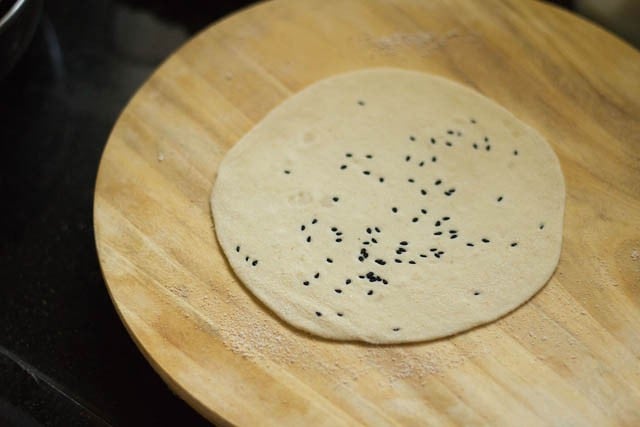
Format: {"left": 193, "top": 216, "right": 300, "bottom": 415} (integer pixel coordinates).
{"left": 0, "top": 1, "right": 635, "bottom": 426}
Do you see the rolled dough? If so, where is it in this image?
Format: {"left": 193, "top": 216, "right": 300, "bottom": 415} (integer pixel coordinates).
{"left": 211, "top": 68, "right": 565, "bottom": 344}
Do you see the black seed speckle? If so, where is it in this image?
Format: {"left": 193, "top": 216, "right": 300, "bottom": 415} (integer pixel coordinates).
{"left": 473, "top": 143, "right": 478, "bottom": 150}
{"left": 358, "top": 275, "right": 365, "bottom": 279}
{"left": 430, "top": 248, "right": 438, "bottom": 252}
{"left": 358, "top": 256, "right": 364, "bottom": 262}
{"left": 316, "top": 311, "right": 322, "bottom": 317}
{"left": 392, "top": 327, "right": 401, "bottom": 332}
{"left": 358, "top": 100, "right": 365, "bottom": 106}
{"left": 252, "top": 260, "right": 258, "bottom": 266}
{"left": 497, "top": 196, "right": 503, "bottom": 202}
{"left": 340, "top": 164, "right": 347, "bottom": 170}
{"left": 447, "top": 130, "right": 454, "bottom": 135}
{"left": 331, "top": 227, "right": 338, "bottom": 232}
{"left": 366, "top": 227, "right": 372, "bottom": 234}
{"left": 419, "top": 161, "right": 425, "bottom": 167}
{"left": 235, "top": 246, "right": 240, "bottom": 252}
{"left": 372, "top": 238, "right": 378, "bottom": 243}
{"left": 412, "top": 217, "right": 419, "bottom": 223}
{"left": 366, "top": 154, "right": 373, "bottom": 159}
{"left": 450, "top": 235, "right": 458, "bottom": 239}
{"left": 442, "top": 216, "right": 450, "bottom": 221}
{"left": 406, "top": 155, "right": 411, "bottom": 162}
{"left": 301, "top": 225, "right": 306, "bottom": 231}
{"left": 337, "top": 231, "right": 343, "bottom": 236}
{"left": 482, "top": 238, "right": 490, "bottom": 243}
{"left": 474, "top": 291, "right": 481, "bottom": 296}
{"left": 367, "top": 290, "right": 374, "bottom": 295}
{"left": 421, "top": 209, "right": 427, "bottom": 214}
{"left": 326, "top": 258, "right": 333, "bottom": 263}
{"left": 303, "top": 281, "right": 310, "bottom": 286}
{"left": 432, "top": 156, "right": 437, "bottom": 162}
{"left": 449, "top": 229, "right": 458, "bottom": 234}
{"left": 314, "top": 272, "right": 320, "bottom": 279}
{"left": 420, "top": 254, "right": 427, "bottom": 258}
{"left": 383, "top": 279, "right": 388, "bottom": 285}
{"left": 395, "top": 259, "right": 402, "bottom": 263}
{"left": 284, "top": 170, "right": 291, "bottom": 174}
{"left": 375, "top": 227, "right": 381, "bottom": 233}
{"left": 435, "top": 179, "right": 442, "bottom": 185}
{"left": 486, "top": 145, "right": 491, "bottom": 151}
{"left": 514, "top": 150, "right": 519, "bottom": 156}
{"left": 467, "top": 243, "right": 474, "bottom": 247}
{"left": 375, "top": 259, "right": 386, "bottom": 265}
{"left": 335, "top": 289, "right": 342, "bottom": 294}
{"left": 421, "top": 189, "right": 427, "bottom": 196}
{"left": 410, "top": 135, "right": 416, "bottom": 141}
{"left": 336, "top": 238, "right": 342, "bottom": 243}
{"left": 392, "top": 207, "right": 398, "bottom": 213}
{"left": 539, "top": 223, "right": 545, "bottom": 230}
{"left": 511, "top": 242, "right": 518, "bottom": 247}
{"left": 430, "top": 137, "right": 436, "bottom": 144}
{"left": 445, "top": 141, "right": 453, "bottom": 147}
{"left": 409, "top": 260, "right": 416, "bottom": 264}
{"left": 306, "top": 236, "right": 312, "bottom": 243}
{"left": 345, "top": 153, "right": 352, "bottom": 158}
{"left": 312, "top": 218, "right": 318, "bottom": 224}
{"left": 470, "top": 118, "right": 477, "bottom": 124}
{"left": 379, "top": 177, "right": 385, "bottom": 183}
{"left": 408, "top": 178, "right": 415, "bottom": 183}
{"left": 434, "top": 231, "right": 443, "bottom": 236}
{"left": 363, "top": 170, "right": 370, "bottom": 175}
{"left": 346, "top": 278, "right": 352, "bottom": 285}
{"left": 333, "top": 196, "right": 339, "bottom": 202}
{"left": 484, "top": 136, "right": 489, "bottom": 142}
{"left": 245, "top": 256, "right": 249, "bottom": 261}
{"left": 337, "top": 312, "right": 344, "bottom": 317}
{"left": 435, "top": 220, "right": 441, "bottom": 227}
{"left": 400, "top": 241, "right": 408, "bottom": 246}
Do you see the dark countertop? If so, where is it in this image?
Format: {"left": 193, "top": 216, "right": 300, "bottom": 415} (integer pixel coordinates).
{"left": 0, "top": 0, "right": 632, "bottom": 426}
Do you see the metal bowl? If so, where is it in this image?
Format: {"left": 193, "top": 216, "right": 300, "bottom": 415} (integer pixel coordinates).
{"left": 0, "top": 0, "right": 43, "bottom": 79}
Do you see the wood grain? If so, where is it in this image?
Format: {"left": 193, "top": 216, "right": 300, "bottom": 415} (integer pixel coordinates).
{"left": 93, "top": 0, "right": 640, "bottom": 425}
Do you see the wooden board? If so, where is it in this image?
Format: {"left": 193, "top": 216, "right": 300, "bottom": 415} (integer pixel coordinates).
{"left": 94, "top": 0, "right": 640, "bottom": 425}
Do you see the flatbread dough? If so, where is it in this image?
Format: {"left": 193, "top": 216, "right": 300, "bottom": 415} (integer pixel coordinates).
{"left": 211, "top": 68, "right": 564, "bottom": 344}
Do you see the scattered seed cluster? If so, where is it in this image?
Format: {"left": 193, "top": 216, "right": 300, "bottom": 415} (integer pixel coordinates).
{"left": 235, "top": 101, "right": 548, "bottom": 331}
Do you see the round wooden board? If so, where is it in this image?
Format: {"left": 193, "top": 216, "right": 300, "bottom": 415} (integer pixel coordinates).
{"left": 94, "top": 0, "right": 640, "bottom": 425}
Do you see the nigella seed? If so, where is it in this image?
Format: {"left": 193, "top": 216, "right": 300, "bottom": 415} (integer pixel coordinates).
{"left": 395, "top": 259, "right": 402, "bottom": 263}
{"left": 392, "top": 327, "right": 401, "bottom": 332}
{"left": 445, "top": 141, "right": 453, "bottom": 147}
{"left": 486, "top": 145, "right": 491, "bottom": 151}
{"left": 326, "top": 258, "right": 333, "bottom": 263}
{"left": 307, "top": 236, "right": 311, "bottom": 242}
{"left": 336, "top": 238, "right": 342, "bottom": 243}
{"left": 332, "top": 196, "right": 339, "bottom": 202}
{"left": 514, "top": 150, "right": 519, "bottom": 156}
{"left": 245, "top": 256, "right": 249, "bottom": 261}
{"left": 435, "top": 220, "right": 441, "bottom": 226}
{"left": 419, "top": 161, "right": 425, "bottom": 167}
{"left": 303, "top": 281, "right": 309, "bottom": 286}
{"left": 375, "top": 227, "right": 381, "bottom": 233}
{"left": 252, "top": 260, "right": 258, "bottom": 266}
{"left": 482, "top": 238, "right": 490, "bottom": 243}
{"left": 366, "top": 227, "right": 372, "bottom": 234}
{"left": 337, "top": 312, "right": 344, "bottom": 317}
{"left": 447, "top": 130, "right": 454, "bottom": 135}
{"left": 449, "top": 229, "right": 458, "bottom": 234}
{"left": 474, "top": 291, "right": 481, "bottom": 296}
{"left": 438, "top": 251, "right": 445, "bottom": 255}
{"left": 371, "top": 238, "right": 378, "bottom": 243}
{"left": 379, "top": 177, "right": 385, "bottom": 183}
{"left": 392, "top": 207, "right": 398, "bottom": 213}
{"left": 345, "top": 153, "right": 353, "bottom": 157}
{"left": 421, "top": 209, "right": 427, "bottom": 214}
{"left": 434, "top": 253, "right": 441, "bottom": 258}
{"left": 408, "top": 178, "right": 415, "bottom": 183}
{"left": 363, "top": 170, "right": 371, "bottom": 175}
{"left": 367, "top": 290, "right": 374, "bottom": 296}
{"left": 336, "top": 231, "right": 343, "bottom": 236}
{"left": 396, "top": 249, "right": 402, "bottom": 255}
{"left": 335, "top": 289, "right": 342, "bottom": 293}
{"left": 409, "top": 260, "right": 416, "bottom": 264}
{"left": 450, "top": 235, "right": 458, "bottom": 239}
{"left": 301, "top": 225, "right": 306, "bottom": 231}
{"left": 421, "top": 189, "right": 427, "bottom": 195}
{"left": 358, "top": 275, "right": 365, "bottom": 279}
{"left": 467, "top": 243, "right": 474, "bottom": 247}
{"left": 484, "top": 137, "right": 489, "bottom": 142}
{"left": 435, "top": 179, "right": 442, "bottom": 185}
{"left": 375, "top": 259, "right": 386, "bottom": 265}
{"left": 382, "top": 279, "right": 388, "bottom": 285}
{"left": 315, "top": 311, "right": 322, "bottom": 317}
{"left": 358, "top": 100, "right": 365, "bottom": 106}
{"left": 410, "top": 135, "right": 416, "bottom": 141}
{"left": 470, "top": 118, "right": 477, "bottom": 124}
{"left": 432, "top": 156, "right": 437, "bottom": 162}
{"left": 366, "top": 154, "right": 373, "bottom": 159}
{"left": 314, "top": 272, "right": 320, "bottom": 278}
{"left": 235, "top": 246, "right": 240, "bottom": 252}
{"left": 442, "top": 216, "right": 450, "bottom": 221}
{"left": 473, "top": 143, "right": 478, "bottom": 149}
{"left": 412, "top": 217, "right": 419, "bottom": 223}
{"left": 358, "top": 256, "right": 364, "bottom": 262}
{"left": 511, "top": 242, "right": 518, "bottom": 247}
{"left": 430, "top": 248, "right": 437, "bottom": 252}
{"left": 420, "top": 254, "right": 427, "bottom": 258}
{"left": 363, "top": 241, "right": 370, "bottom": 245}
{"left": 406, "top": 155, "right": 411, "bottom": 162}
{"left": 284, "top": 170, "right": 291, "bottom": 174}
{"left": 331, "top": 227, "right": 338, "bottom": 232}
{"left": 430, "top": 137, "right": 436, "bottom": 144}
{"left": 345, "top": 278, "right": 351, "bottom": 284}
{"left": 400, "top": 241, "right": 408, "bottom": 246}
{"left": 312, "top": 218, "right": 318, "bottom": 224}
{"left": 539, "top": 223, "right": 545, "bottom": 230}
{"left": 340, "top": 164, "right": 347, "bottom": 170}
{"left": 497, "top": 196, "right": 503, "bottom": 202}
{"left": 434, "top": 231, "right": 443, "bottom": 236}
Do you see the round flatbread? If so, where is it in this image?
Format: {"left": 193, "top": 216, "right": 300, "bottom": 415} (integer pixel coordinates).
{"left": 211, "top": 68, "right": 565, "bottom": 344}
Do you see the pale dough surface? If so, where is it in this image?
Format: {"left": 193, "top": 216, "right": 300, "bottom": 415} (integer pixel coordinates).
{"left": 211, "top": 68, "right": 565, "bottom": 344}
